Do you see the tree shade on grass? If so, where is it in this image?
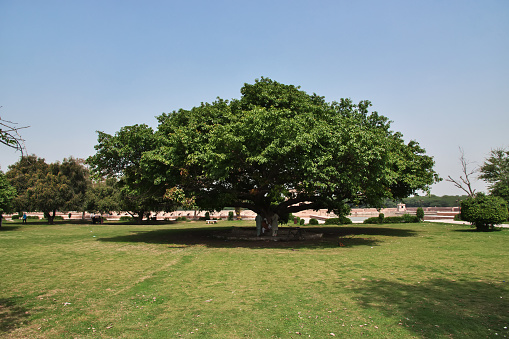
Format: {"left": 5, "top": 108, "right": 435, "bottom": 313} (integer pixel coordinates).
{"left": 0, "top": 221, "right": 507, "bottom": 338}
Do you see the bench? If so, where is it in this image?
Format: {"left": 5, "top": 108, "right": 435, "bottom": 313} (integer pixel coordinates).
{"left": 206, "top": 220, "right": 217, "bottom": 224}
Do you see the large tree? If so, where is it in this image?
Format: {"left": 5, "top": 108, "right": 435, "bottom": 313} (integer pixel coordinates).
{"left": 87, "top": 124, "right": 178, "bottom": 223}
{"left": 144, "top": 77, "right": 439, "bottom": 225}
{"left": 479, "top": 148, "right": 509, "bottom": 204}
{"left": 0, "top": 171, "right": 16, "bottom": 227}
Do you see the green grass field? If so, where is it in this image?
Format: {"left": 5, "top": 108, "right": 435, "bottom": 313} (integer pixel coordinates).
{"left": 1, "top": 220, "right": 508, "bottom": 338}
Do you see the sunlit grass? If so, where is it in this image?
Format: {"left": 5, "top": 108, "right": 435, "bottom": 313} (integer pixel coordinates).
{"left": 1, "top": 220, "right": 508, "bottom": 338}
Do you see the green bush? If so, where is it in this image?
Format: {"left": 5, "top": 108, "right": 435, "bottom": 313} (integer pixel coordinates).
{"left": 308, "top": 218, "right": 319, "bottom": 225}
{"left": 378, "top": 213, "right": 384, "bottom": 223}
{"left": 460, "top": 193, "right": 508, "bottom": 231}
{"left": 11, "top": 215, "right": 20, "bottom": 220}
{"left": 364, "top": 214, "right": 420, "bottom": 224}
{"left": 119, "top": 216, "right": 132, "bottom": 221}
{"left": 324, "top": 216, "right": 352, "bottom": 225}
{"left": 299, "top": 218, "right": 305, "bottom": 225}
{"left": 416, "top": 207, "right": 425, "bottom": 220}
{"left": 453, "top": 213, "right": 462, "bottom": 221}
{"left": 383, "top": 216, "right": 404, "bottom": 223}
{"left": 228, "top": 211, "right": 234, "bottom": 221}
{"left": 363, "top": 217, "right": 381, "bottom": 224}
{"left": 402, "top": 214, "right": 420, "bottom": 223}
{"left": 205, "top": 212, "right": 210, "bottom": 220}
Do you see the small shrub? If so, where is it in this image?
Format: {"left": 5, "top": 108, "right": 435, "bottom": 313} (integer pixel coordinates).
{"left": 324, "top": 217, "right": 352, "bottom": 225}
{"left": 119, "top": 216, "right": 132, "bottom": 221}
{"left": 11, "top": 215, "right": 20, "bottom": 220}
{"left": 453, "top": 213, "right": 462, "bottom": 221}
{"left": 308, "top": 218, "right": 319, "bottom": 225}
{"left": 53, "top": 216, "right": 64, "bottom": 221}
{"left": 299, "top": 218, "right": 305, "bottom": 225}
{"left": 460, "top": 193, "right": 508, "bottom": 231}
{"left": 205, "top": 212, "right": 210, "bottom": 220}
{"left": 416, "top": 207, "right": 424, "bottom": 220}
{"left": 378, "top": 213, "right": 384, "bottom": 223}
{"left": 228, "top": 211, "right": 234, "bottom": 221}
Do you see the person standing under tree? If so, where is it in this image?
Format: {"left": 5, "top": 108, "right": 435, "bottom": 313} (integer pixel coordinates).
{"left": 22, "top": 212, "right": 27, "bottom": 224}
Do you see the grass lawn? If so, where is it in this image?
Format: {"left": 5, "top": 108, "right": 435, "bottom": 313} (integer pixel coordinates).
{"left": 1, "top": 220, "right": 508, "bottom": 338}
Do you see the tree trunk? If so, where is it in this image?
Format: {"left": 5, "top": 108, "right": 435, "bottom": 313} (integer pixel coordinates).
{"left": 0, "top": 213, "right": 3, "bottom": 228}
{"left": 47, "top": 210, "right": 57, "bottom": 224}
{"left": 136, "top": 211, "right": 144, "bottom": 224}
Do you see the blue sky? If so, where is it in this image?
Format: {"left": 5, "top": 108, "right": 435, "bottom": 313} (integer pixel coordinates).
{"left": 1, "top": 0, "right": 508, "bottom": 196}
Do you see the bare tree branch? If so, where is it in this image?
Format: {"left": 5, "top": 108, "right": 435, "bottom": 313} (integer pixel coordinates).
{"left": 0, "top": 108, "right": 29, "bottom": 156}
{"left": 446, "top": 147, "right": 477, "bottom": 197}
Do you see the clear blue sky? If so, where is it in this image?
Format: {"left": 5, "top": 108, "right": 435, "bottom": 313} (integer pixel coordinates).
{"left": 1, "top": 0, "right": 508, "bottom": 196}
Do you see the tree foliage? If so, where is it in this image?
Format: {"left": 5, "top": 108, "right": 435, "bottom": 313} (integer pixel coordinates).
{"left": 144, "top": 77, "right": 439, "bottom": 222}
{"left": 479, "top": 148, "right": 509, "bottom": 204}
{"left": 0, "top": 171, "right": 16, "bottom": 227}
{"left": 87, "top": 124, "right": 178, "bottom": 223}
{"left": 5, "top": 155, "right": 48, "bottom": 212}
{"left": 6, "top": 156, "right": 89, "bottom": 223}
{"left": 84, "top": 178, "right": 120, "bottom": 215}
{"left": 460, "top": 192, "right": 508, "bottom": 231}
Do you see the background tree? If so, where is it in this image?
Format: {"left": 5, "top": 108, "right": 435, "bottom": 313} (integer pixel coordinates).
{"left": 59, "top": 157, "right": 91, "bottom": 212}
{"left": 84, "top": 178, "right": 120, "bottom": 216}
{"left": 460, "top": 193, "right": 508, "bottom": 231}
{"left": 87, "top": 124, "right": 178, "bottom": 223}
{"left": 145, "top": 77, "right": 439, "bottom": 225}
{"left": 0, "top": 171, "right": 16, "bottom": 227}
{"left": 26, "top": 163, "right": 73, "bottom": 224}
{"left": 6, "top": 156, "right": 89, "bottom": 224}
{"left": 6, "top": 155, "right": 48, "bottom": 213}
{"left": 400, "top": 195, "right": 467, "bottom": 207}
{"left": 479, "top": 148, "right": 509, "bottom": 204}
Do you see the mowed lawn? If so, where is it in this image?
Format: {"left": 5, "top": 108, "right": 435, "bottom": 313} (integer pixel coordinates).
{"left": 1, "top": 220, "right": 508, "bottom": 338}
